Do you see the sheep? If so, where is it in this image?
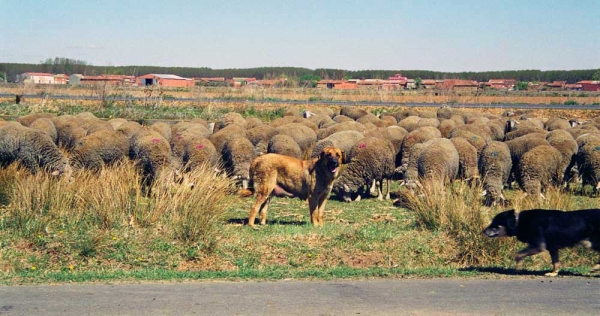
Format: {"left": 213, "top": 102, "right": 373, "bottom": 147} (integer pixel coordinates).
{"left": 449, "top": 129, "right": 488, "bottom": 157}
{"left": 545, "top": 117, "right": 578, "bottom": 131}
{"left": 0, "top": 122, "right": 72, "bottom": 178}
{"left": 16, "top": 113, "right": 56, "bottom": 127}
{"left": 332, "top": 115, "right": 355, "bottom": 123}
{"left": 486, "top": 118, "right": 507, "bottom": 141}
{"left": 116, "top": 121, "right": 143, "bottom": 139}
{"left": 29, "top": 117, "right": 58, "bottom": 143}
{"left": 546, "top": 129, "right": 578, "bottom": 185}
{"left": 478, "top": 141, "right": 512, "bottom": 206}
{"left": 567, "top": 124, "right": 600, "bottom": 140}
{"left": 364, "top": 126, "right": 407, "bottom": 155}
{"left": 389, "top": 109, "right": 419, "bottom": 121}
{"left": 438, "top": 119, "right": 458, "bottom": 138}
{"left": 398, "top": 126, "right": 442, "bottom": 170}
{"left": 332, "top": 137, "right": 395, "bottom": 201}
{"left": 270, "top": 116, "right": 318, "bottom": 131}
{"left": 418, "top": 111, "right": 438, "bottom": 119}
{"left": 246, "top": 124, "right": 277, "bottom": 146}
{"left": 267, "top": 134, "right": 302, "bottom": 159}
{"left": 129, "top": 129, "right": 173, "bottom": 190}
{"left": 245, "top": 117, "right": 263, "bottom": 129}
{"left": 397, "top": 116, "right": 421, "bottom": 132}
{"left": 171, "top": 132, "right": 219, "bottom": 172}
{"left": 311, "top": 130, "right": 365, "bottom": 158}
{"left": 171, "top": 122, "right": 211, "bottom": 139}
{"left": 86, "top": 120, "right": 114, "bottom": 135}
{"left": 576, "top": 138, "right": 600, "bottom": 194}
{"left": 416, "top": 117, "right": 440, "bottom": 129}
{"left": 340, "top": 106, "right": 370, "bottom": 120}
{"left": 306, "top": 107, "right": 335, "bottom": 118}
{"left": 51, "top": 115, "right": 88, "bottom": 151}
{"left": 275, "top": 123, "right": 317, "bottom": 158}
{"left": 213, "top": 112, "right": 246, "bottom": 132}
{"left": 436, "top": 106, "right": 461, "bottom": 120}
{"left": 306, "top": 114, "right": 336, "bottom": 129}
{"left": 450, "top": 137, "right": 479, "bottom": 181}
{"left": 416, "top": 138, "right": 459, "bottom": 183}
{"left": 504, "top": 134, "right": 550, "bottom": 187}
{"left": 222, "top": 136, "right": 255, "bottom": 189}
{"left": 150, "top": 122, "right": 172, "bottom": 142}
{"left": 450, "top": 124, "right": 493, "bottom": 142}
{"left": 209, "top": 124, "right": 246, "bottom": 155}
{"left": 516, "top": 145, "right": 563, "bottom": 199}
{"left": 357, "top": 114, "right": 385, "bottom": 127}
{"left": 108, "top": 118, "right": 128, "bottom": 130}
{"left": 504, "top": 124, "right": 547, "bottom": 141}
{"left": 70, "top": 129, "right": 130, "bottom": 171}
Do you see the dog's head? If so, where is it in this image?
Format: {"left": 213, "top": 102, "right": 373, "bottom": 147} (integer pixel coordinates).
{"left": 319, "top": 146, "right": 345, "bottom": 174}
{"left": 483, "top": 209, "right": 518, "bottom": 238}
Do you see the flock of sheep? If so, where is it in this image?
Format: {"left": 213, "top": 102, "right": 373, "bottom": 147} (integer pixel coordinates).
{"left": 1, "top": 105, "right": 600, "bottom": 206}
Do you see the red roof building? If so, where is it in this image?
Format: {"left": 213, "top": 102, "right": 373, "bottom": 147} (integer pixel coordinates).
{"left": 577, "top": 81, "right": 600, "bottom": 92}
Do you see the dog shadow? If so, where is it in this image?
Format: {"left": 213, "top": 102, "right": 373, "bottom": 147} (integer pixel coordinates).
{"left": 460, "top": 266, "right": 591, "bottom": 277}
{"left": 227, "top": 218, "right": 308, "bottom": 226}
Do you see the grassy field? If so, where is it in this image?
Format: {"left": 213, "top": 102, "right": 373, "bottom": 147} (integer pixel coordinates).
{"left": 1, "top": 93, "right": 600, "bottom": 284}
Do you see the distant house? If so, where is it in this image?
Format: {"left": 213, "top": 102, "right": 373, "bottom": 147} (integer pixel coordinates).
{"left": 195, "top": 77, "right": 226, "bottom": 85}
{"left": 231, "top": 77, "right": 257, "bottom": 87}
{"left": 546, "top": 81, "right": 567, "bottom": 90}
{"left": 316, "top": 80, "right": 345, "bottom": 89}
{"left": 136, "top": 74, "right": 195, "bottom": 87}
{"left": 577, "top": 81, "right": 600, "bottom": 92}
{"left": 440, "top": 79, "right": 479, "bottom": 92}
{"left": 70, "top": 74, "right": 135, "bottom": 86}
{"left": 246, "top": 78, "right": 287, "bottom": 88}
{"left": 565, "top": 83, "right": 583, "bottom": 91}
{"left": 54, "top": 74, "right": 68, "bottom": 84}
{"left": 17, "top": 72, "right": 55, "bottom": 84}
{"left": 420, "top": 79, "right": 437, "bottom": 90}
{"left": 483, "top": 79, "right": 516, "bottom": 90}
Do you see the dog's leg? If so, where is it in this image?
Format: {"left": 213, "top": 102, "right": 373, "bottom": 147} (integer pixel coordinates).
{"left": 316, "top": 195, "right": 329, "bottom": 226}
{"left": 515, "top": 245, "right": 544, "bottom": 271}
{"left": 248, "top": 192, "right": 269, "bottom": 228}
{"left": 544, "top": 249, "right": 561, "bottom": 277}
{"left": 309, "top": 197, "right": 320, "bottom": 226}
{"left": 259, "top": 196, "right": 271, "bottom": 226}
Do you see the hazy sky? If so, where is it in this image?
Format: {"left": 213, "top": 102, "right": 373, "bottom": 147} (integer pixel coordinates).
{"left": 1, "top": 0, "right": 599, "bottom": 72}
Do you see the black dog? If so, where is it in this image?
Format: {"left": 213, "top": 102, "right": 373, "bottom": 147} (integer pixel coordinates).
{"left": 483, "top": 209, "right": 600, "bottom": 276}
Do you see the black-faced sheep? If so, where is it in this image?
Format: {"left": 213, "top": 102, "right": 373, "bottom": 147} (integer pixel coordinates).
{"left": 0, "top": 122, "right": 72, "bottom": 178}
{"left": 332, "top": 137, "right": 395, "bottom": 201}
{"left": 70, "top": 129, "right": 130, "bottom": 171}
{"left": 222, "top": 137, "right": 255, "bottom": 189}
{"left": 516, "top": 145, "right": 563, "bottom": 199}
{"left": 267, "top": 134, "right": 303, "bottom": 159}
{"left": 545, "top": 117, "right": 578, "bottom": 131}
{"left": 478, "top": 141, "right": 512, "bottom": 206}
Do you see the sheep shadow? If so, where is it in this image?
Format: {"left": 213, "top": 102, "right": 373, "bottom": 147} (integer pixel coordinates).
{"left": 460, "top": 266, "right": 590, "bottom": 277}
{"left": 227, "top": 218, "right": 308, "bottom": 226}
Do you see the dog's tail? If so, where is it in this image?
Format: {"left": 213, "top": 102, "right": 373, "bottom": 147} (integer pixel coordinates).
{"left": 238, "top": 188, "right": 254, "bottom": 197}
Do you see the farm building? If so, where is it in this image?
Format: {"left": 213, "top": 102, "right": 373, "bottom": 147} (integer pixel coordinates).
{"left": 17, "top": 72, "right": 55, "bottom": 84}
{"left": 54, "top": 74, "right": 68, "bottom": 84}
{"left": 70, "top": 74, "right": 135, "bottom": 86}
{"left": 440, "top": 79, "right": 479, "bottom": 92}
{"left": 136, "top": 74, "right": 195, "bottom": 87}
{"left": 231, "top": 77, "right": 257, "bottom": 87}
{"left": 577, "top": 81, "right": 600, "bottom": 92}
{"left": 420, "top": 79, "right": 438, "bottom": 90}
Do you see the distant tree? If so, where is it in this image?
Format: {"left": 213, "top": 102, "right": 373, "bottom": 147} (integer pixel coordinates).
{"left": 415, "top": 77, "right": 422, "bottom": 89}
{"left": 299, "top": 74, "right": 321, "bottom": 88}
{"left": 514, "top": 81, "right": 529, "bottom": 91}
{"left": 592, "top": 69, "right": 600, "bottom": 81}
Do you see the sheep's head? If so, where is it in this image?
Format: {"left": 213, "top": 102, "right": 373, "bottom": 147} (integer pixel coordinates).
{"left": 51, "top": 161, "right": 74, "bottom": 182}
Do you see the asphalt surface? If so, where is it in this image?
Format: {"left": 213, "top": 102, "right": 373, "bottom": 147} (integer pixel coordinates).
{"left": 1, "top": 278, "right": 599, "bottom": 315}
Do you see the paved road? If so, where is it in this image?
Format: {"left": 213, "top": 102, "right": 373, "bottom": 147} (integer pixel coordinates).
{"left": 1, "top": 278, "right": 599, "bottom": 315}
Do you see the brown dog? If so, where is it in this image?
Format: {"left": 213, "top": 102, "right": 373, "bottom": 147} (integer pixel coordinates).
{"left": 245, "top": 146, "right": 345, "bottom": 227}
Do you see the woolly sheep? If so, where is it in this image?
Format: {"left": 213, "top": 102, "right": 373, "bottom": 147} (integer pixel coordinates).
{"left": 16, "top": 113, "right": 56, "bottom": 127}
{"left": 504, "top": 125, "right": 547, "bottom": 141}
{"left": 364, "top": 126, "right": 407, "bottom": 155}
{"left": 129, "top": 129, "right": 173, "bottom": 189}
{"left": 149, "top": 122, "right": 172, "bottom": 142}
{"left": 209, "top": 124, "right": 246, "bottom": 155}
{"left": 213, "top": 112, "right": 246, "bottom": 132}
{"left": 438, "top": 119, "right": 458, "bottom": 138}
{"left": 389, "top": 109, "right": 419, "bottom": 121}
{"left": 576, "top": 138, "right": 600, "bottom": 194}
{"left": 449, "top": 129, "right": 488, "bottom": 157}
{"left": 450, "top": 137, "right": 479, "bottom": 181}
{"left": 545, "top": 117, "right": 578, "bottom": 131}
{"left": 171, "top": 122, "right": 211, "bottom": 139}
{"left": 332, "top": 137, "right": 395, "bottom": 201}
{"left": 275, "top": 123, "right": 317, "bottom": 159}
{"left": 246, "top": 125, "right": 277, "bottom": 146}
{"left": 70, "top": 129, "right": 129, "bottom": 171}
{"left": 416, "top": 138, "right": 459, "bottom": 182}
{"left": 546, "top": 129, "right": 578, "bottom": 184}
{"left": 222, "top": 136, "right": 255, "bottom": 189}
{"left": 306, "top": 114, "right": 336, "bottom": 129}
{"left": 451, "top": 124, "right": 493, "bottom": 142}
{"left": 398, "top": 126, "right": 442, "bottom": 170}
{"left": 418, "top": 111, "right": 437, "bottom": 119}
{"left": 108, "top": 118, "right": 128, "bottom": 130}
{"left": 267, "top": 134, "right": 303, "bottom": 159}
{"left": 51, "top": 115, "right": 88, "bottom": 151}
{"left": 357, "top": 114, "right": 385, "bottom": 127}
{"left": 416, "top": 117, "right": 440, "bottom": 129}
{"left": 269, "top": 116, "right": 317, "bottom": 131}
{"left": 171, "top": 132, "right": 219, "bottom": 172}
{"left": 478, "top": 141, "right": 512, "bottom": 206}
{"left": 0, "top": 122, "right": 72, "bottom": 178}
{"left": 29, "top": 118, "right": 58, "bottom": 143}
{"left": 311, "top": 130, "right": 365, "bottom": 158}
{"left": 332, "top": 115, "right": 354, "bottom": 123}
{"left": 397, "top": 116, "right": 421, "bottom": 132}
{"left": 340, "top": 106, "right": 370, "bottom": 120}
{"left": 116, "top": 121, "right": 143, "bottom": 139}
{"left": 380, "top": 115, "right": 398, "bottom": 126}
{"left": 516, "top": 145, "right": 563, "bottom": 199}
{"left": 245, "top": 117, "right": 263, "bottom": 129}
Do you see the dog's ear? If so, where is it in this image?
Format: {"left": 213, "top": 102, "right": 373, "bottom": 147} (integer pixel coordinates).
{"left": 506, "top": 209, "right": 518, "bottom": 230}
{"left": 341, "top": 151, "right": 347, "bottom": 164}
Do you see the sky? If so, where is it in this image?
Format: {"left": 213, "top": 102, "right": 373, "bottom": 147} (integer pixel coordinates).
{"left": 1, "top": 0, "right": 599, "bottom": 72}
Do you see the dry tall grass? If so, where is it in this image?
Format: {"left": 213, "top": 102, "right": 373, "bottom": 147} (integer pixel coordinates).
{"left": 0, "top": 161, "right": 235, "bottom": 245}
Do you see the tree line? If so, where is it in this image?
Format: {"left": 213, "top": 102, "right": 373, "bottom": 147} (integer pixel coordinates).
{"left": 1, "top": 58, "right": 598, "bottom": 84}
